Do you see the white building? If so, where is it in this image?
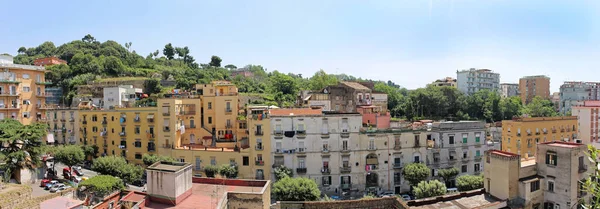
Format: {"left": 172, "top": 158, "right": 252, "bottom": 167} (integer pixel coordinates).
{"left": 426, "top": 121, "right": 494, "bottom": 188}
{"left": 572, "top": 100, "right": 600, "bottom": 148}
{"left": 269, "top": 109, "right": 363, "bottom": 196}
{"left": 456, "top": 68, "right": 500, "bottom": 95}
{"left": 500, "top": 83, "right": 519, "bottom": 98}
{"left": 102, "top": 85, "right": 142, "bottom": 108}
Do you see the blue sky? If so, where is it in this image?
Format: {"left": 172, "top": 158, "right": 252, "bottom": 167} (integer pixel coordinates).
{"left": 1, "top": 0, "right": 599, "bottom": 92}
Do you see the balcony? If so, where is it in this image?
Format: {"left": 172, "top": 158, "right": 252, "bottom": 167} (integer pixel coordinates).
{"left": 341, "top": 129, "right": 350, "bottom": 138}
{"left": 255, "top": 160, "right": 264, "bottom": 166}
{"left": 0, "top": 92, "right": 19, "bottom": 97}
{"left": 296, "top": 168, "right": 307, "bottom": 174}
{"left": 35, "top": 80, "right": 53, "bottom": 85}
{"left": 393, "top": 163, "right": 403, "bottom": 169}
{"left": 297, "top": 147, "right": 306, "bottom": 153}
{"left": 101, "top": 120, "right": 107, "bottom": 125}
{"left": 296, "top": 130, "right": 306, "bottom": 135}
{"left": 225, "top": 108, "right": 233, "bottom": 114}
{"left": 36, "top": 117, "right": 49, "bottom": 122}
{"left": 119, "top": 132, "right": 126, "bottom": 136}
{"left": 322, "top": 148, "right": 329, "bottom": 153}
{"left": 35, "top": 92, "right": 48, "bottom": 97}
{"left": 340, "top": 148, "right": 350, "bottom": 153}
{"left": 474, "top": 155, "right": 482, "bottom": 161}
{"left": 147, "top": 118, "right": 154, "bottom": 123}
{"left": 340, "top": 166, "right": 351, "bottom": 173}
{"left": 162, "top": 112, "right": 170, "bottom": 116}
{"left": 448, "top": 157, "right": 457, "bottom": 162}
{"left": 147, "top": 147, "right": 156, "bottom": 152}
{"left": 255, "top": 144, "right": 263, "bottom": 151}
{"left": 394, "top": 143, "right": 402, "bottom": 150}
{"left": 341, "top": 184, "right": 351, "bottom": 190}
{"left": 69, "top": 118, "right": 75, "bottom": 122}
{"left": 0, "top": 79, "right": 20, "bottom": 84}
{"left": 134, "top": 117, "right": 140, "bottom": 122}
{"left": 579, "top": 164, "right": 588, "bottom": 173}
{"left": 147, "top": 133, "right": 155, "bottom": 139}
{"left": 274, "top": 130, "right": 283, "bottom": 135}
{"left": 82, "top": 120, "right": 87, "bottom": 125}
{"left": 163, "top": 127, "right": 170, "bottom": 132}
{"left": 255, "top": 130, "right": 263, "bottom": 136}
{"left": 321, "top": 167, "right": 330, "bottom": 174}
{"left": 367, "top": 146, "right": 377, "bottom": 151}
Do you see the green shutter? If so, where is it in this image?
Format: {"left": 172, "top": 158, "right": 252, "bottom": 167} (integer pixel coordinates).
{"left": 463, "top": 138, "right": 467, "bottom": 143}
{"left": 545, "top": 154, "right": 550, "bottom": 164}
{"left": 476, "top": 137, "right": 480, "bottom": 142}
{"left": 553, "top": 155, "right": 557, "bottom": 166}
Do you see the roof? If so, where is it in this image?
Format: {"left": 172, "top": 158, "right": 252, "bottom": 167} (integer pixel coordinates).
{"left": 147, "top": 161, "right": 192, "bottom": 172}
{"left": 489, "top": 150, "right": 519, "bottom": 158}
{"left": 147, "top": 178, "right": 269, "bottom": 209}
{"left": 409, "top": 190, "right": 506, "bottom": 209}
{"left": 520, "top": 158, "right": 537, "bottom": 167}
{"left": 269, "top": 108, "right": 322, "bottom": 116}
{"left": 122, "top": 191, "right": 147, "bottom": 203}
{"left": 541, "top": 141, "right": 582, "bottom": 148}
{"left": 340, "top": 81, "right": 370, "bottom": 90}
{"left": 41, "top": 196, "right": 84, "bottom": 209}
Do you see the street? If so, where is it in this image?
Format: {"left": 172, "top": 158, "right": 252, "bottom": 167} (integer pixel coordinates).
{"left": 52, "top": 162, "right": 145, "bottom": 192}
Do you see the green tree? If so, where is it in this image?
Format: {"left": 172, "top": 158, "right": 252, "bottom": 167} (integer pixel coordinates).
{"left": 78, "top": 175, "right": 125, "bottom": 197}
{"left": 54, "top": 145, "right": 85, "bottom": 171}
{"left": 272, "top": 177, "right": 321, "bottom": 201}
{"left": 204, "top": 165, "right": 219, "bottom": 178}
{"left": 224, "top": 64, "right": 237, "bottom": 70}
{"left": 523, "top": 96, "right": 558, "bottom": 117}
{"left": 413, "top": 180, "right": 447, "bottom": 199}
{"left": 308, "top": 69, "right": 338, "bottom": 91}
{"left": 209, "top": 55, "right": 222, "bottom": 67}
{"left": 143, "top": 78, "right": 162, "bottom": 95}
{"left": 141, "top": 154, "right": 176, "bottom": 166}
{"left": 163, "top": 43, "right": 175, "bottom": 60}
{"left": 274, "top": 165, "right": 293, "bottom": 180}
{"left": 500, "top": 96, "right": 523, "bottom": 120}
{"left": 437, "top": 167, "right": 459, "bottom": 186}
{"left": 92, "top": 156, "right": 143, "bottom": 184}
{"left": 82, "top": 34, "right": 96, "bottom": 43}
{"left": 583, "top": 145, "right": 600, "bottom": 208}
{"left": 0, "top": 119, "right": 47, "bottom": 180}
{"left": 456, "top": 174, "right": 484, "bottom": 191}
{"left": 81, "top": 145, "right": 98, "bottom": 160}
{"left": 218, "top": 164, "right": 239, "bottom": 178}
{"left": 402, "top": 163, "right": 430, "bottom": 187}
{"left": 17, "top": 47, "right": 26, "bottom": 54}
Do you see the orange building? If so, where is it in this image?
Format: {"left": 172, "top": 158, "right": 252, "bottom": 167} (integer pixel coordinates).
{"left": 34, "top": 57, "right": 67, "bottom": 67}
{"left": 0, "top": 55, "right": 53, "bottom": 124}
{"left": 519, "top": 75, "right": 550, "bottom": 104}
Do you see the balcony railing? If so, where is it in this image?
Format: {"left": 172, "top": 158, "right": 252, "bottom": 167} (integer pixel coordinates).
{"left": 579, "top": 164, "right": 588, "bottom": 173}
{"left": 147, "top": 147, "right": 156, "bottom": 152}
{"left": 341, "top": 184, "right": 351, "bottom": 190}
{"left": 82, "top": 120, "right": 87, "bottom": 125}
{"left": 255, "top": 161, "right": 264, "bottom": 166}
{"left": 35, "top": 80, "right": 53, "bottom": 85}
{"left": 367, "top": 146, "right": 377, "bottom": 151}
{"left": 134, "top": 117, "right": 140, "bottom": 122}
{"left": 296, "top": 168, "right": 307, "bottom": 174}
{"left": 255, "top": 130, "right": 263, "bottom": 136}
{"left": 163, "top": 127, "right": 170, "bottom": 132}
{"left": 255, "top": 145, "right": 263, "bottom": 151}
{"left": 296, "top": 130, "right": 306, "bottom": 135}
{"left": 119, "top": 132, "right": 126, "bottom": 136}
{"left": 340, "top": 166, "right": 351, "bottom": 173}
{"left": 0, "top": 92, "right": 19, "bottom": 96}
{"left": 162, "top": 112, "right": 170, "bottom": 116}
{"left": 274, "top": 130, "right": 283, "bottom": 135}
{"left": 394, "top": 143, "right": 402, "bottom": 150}
{"left": 340, "top": 148, "right": 350, "bottom": 153}
{"left": 102, "top": 120, "right": 107, "bottom": 125}
{"left": 321, "top": 167, "right": 330, "bottom": 174}
{"left": 393, "top": 163, "right": 403, "bottom": 169}
{"left": 297, "top": 147, "right": 306, "bottom": 153}
{"left": 225, "top": 108, "right": 232, "bottom": 114}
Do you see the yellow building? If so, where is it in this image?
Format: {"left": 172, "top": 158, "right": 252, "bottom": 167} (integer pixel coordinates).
{"left": 501, "top": 116, "right": 578, "bottom": 158}
{"left": 0, "top": 55, "right": 53, "bottom": 124}
{"left": 47, "top": 108, "right": 79, "bottom": 145}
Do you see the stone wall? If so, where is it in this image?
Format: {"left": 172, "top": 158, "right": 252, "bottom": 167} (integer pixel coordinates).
{"left": 0, "top": 184, "right": 75, "bottom": 209}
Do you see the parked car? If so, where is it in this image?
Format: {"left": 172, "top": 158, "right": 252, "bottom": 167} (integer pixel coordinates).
{"left": 378, "top": 191, "right": 395, "bottom": 198}
{"left": 45, "top": 180, "right": 59, "bottom": 190}
{"left": 71, "top": 176, "right": 83, "bottom": 183}
{"left": 40, "top": 179, "right": 51, "bottom": 187}
{"left": 401, "top": 194, "right": 412, "bottom": 201}
{"left": 131, "top": 179, "right": 146, "bottom": 187}
{"left": 48, "top": 183, "right": 64, "bottom": 191}
{"left": 50, "top": 184, "right": 70, "bottom": 193}
{"left": 73, "top": 166, "right": 84, "bottom": 176}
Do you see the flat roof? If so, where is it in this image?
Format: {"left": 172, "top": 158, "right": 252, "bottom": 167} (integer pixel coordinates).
{"left": 411, "top": 193, "right": 503, "bottom": 209}
{"left": 521, "top": 158, "right": 537, "bottom": 167}
{"left": 147, "top": 161, "right": 192, "bottom": 172}
{"left": 269, "top": 108, "right": 322, "bottom": 116}
{"left": 41, "top": 196, "right": 84, "bottom": 209}
{"left": 489, "top": 150, "right": 519, "bottom": 157}
{"left": 122, "top": 192, "right": 147, "bottom": 203}
{"left": 541, "top": 141, "right": 582, "bottom": 148}
{"left": 147, "top": 181, "right": 266, "bottom": 209}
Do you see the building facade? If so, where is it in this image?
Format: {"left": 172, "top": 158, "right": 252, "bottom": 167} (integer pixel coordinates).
{"left": 430, "top": 77, "right": 457, "bottom": 87}
{"left": 559, "top": 81, "right": 600, "bottom": 115}
{"left": 44, "top": 87, "right": 63, "bottom": 105}
{"left": 501, "top": 116, "right": 578, "bottom": 158}
{"left": 456, "top": 68, "right": 500, "bottom": 95}
{"left": 0, "top": 55, "right": 52, "bottom": 125}
{"left": 571, "top": 101, "right": 600, "bottom": 148}
{"left": 519, "top": 75, "right": 550, "bottom": 105}
{"left": 102, "top": 85, "right": 142, "bottom": 109}
{"left": 47, "top": 108, "right": 79, "bottom": 145}
{"left": 33, "top": 57, "right": 67, "bottom": 67}
{"left": 485, "top": 141, "right": 591, "bottom": 209}
{"left": 426, "top": 121, "right": 493, "bottom": 188}
{"left": 500, "top": 83, "right": 519, "bottom": 98}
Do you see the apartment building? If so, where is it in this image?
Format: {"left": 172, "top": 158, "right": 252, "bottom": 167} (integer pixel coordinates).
{"left": 456, "top": 68, "right": 500, "bottom": 95}
{"left": 268, "top": 108, "right": 362, "bottom": 194}
{"left": 571, "top": 101, "right": 600, "bottom": 148}
{"left": 484, "top": 141, "right": 591, "bottom": 209}
{"left": 426, "top": 121, "right": 493, "bottom": 187}
{"left": 102, "top": 85, "right": 142, "bottom": 108}
{"left": 47, "top": 108, "right": 79, "bottom": 145}
{"left": 300, "top": 81, "right": 388, "bottom": 113}
{"left": 500, "top": 83, "right": 519, "bottom": 98}
{"left": 430, "top": 77, "right": 457, "bottom": 87}
{"left": 246, "top": 105, "right": 273, "bottom": 180}
{"left": 501, "top": 116, "right": 578, "bottom": 158}
{"left": 0, "top": 55, "right": 53, "bottom": 124}
{"left": 33, "top": 57, "right": 67, "bottom": 67}
{"left": 559, "top": 81, "right": 600, "bottom": 115}
{"left": 520, "top": 75, "right": 550, "bottom": 105}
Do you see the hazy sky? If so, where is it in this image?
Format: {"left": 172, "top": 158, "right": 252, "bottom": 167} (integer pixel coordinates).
{"left": 1, "top": 0, "right": 599, "bottom": 92}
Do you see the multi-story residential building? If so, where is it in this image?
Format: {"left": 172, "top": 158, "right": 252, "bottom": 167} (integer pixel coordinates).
{"left": 500, "top": 83, "right": 519, "bottom": 98}
{"left": 519, "top": 75, "right": 550, "bottom": 105}
{"left": 268, "top": 108, "right": 363, "bottom": 195}
{"left": 551, "top": 92, "right": 560, "bottom": 111}
{"left": 430, "top": 77, "right": 457, "bottom": 87}
{"left": 102, "top": 85, "right": 142, "bottom": 108}
{"left": 47, "top": 108, "right": 79, "bottom": 145}
{"left": 246, "top": 105, "right": 273, "bottom": 180}
{"left": 572, "top": 101, "right": 600, "bottom": 148}
{"left": 501, "top": 116, "right": 578, "bottom": 158}
{"left": 0, "top": 55, "right": 53, "bottom": 124}
{"left": 302, "top": 82, "right": 388, "bottom": 113}
{"left": 484, "top": 141, "right": 591, "bottom": 209}
{"left": 559, "top": 81, "right": 600, "bottom": 115}
{"left": 456, "top": 68, "right": 500, "bottom": 95}
{"left": 426, "top": 121, "right": 493, "bottom": 188}
{"left": 33, "top": 57, "right": 67, "bottom": 66}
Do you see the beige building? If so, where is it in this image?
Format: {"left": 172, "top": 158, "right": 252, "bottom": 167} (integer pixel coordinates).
{"left": 519, "top": 75, "right": 550, "bottom": 105}
{"left": 484, "top": 141, "right": 591, "bottom": 209}
{"left": 572, "top": 100, "right": 600, "bottom": 148}
{"left": 502, "top": 116, "right": 578, "bottom": 158}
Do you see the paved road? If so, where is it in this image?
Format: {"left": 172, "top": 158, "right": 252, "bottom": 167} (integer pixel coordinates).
{"left": 53, "top": 162, "right": 146, "bottom": 192}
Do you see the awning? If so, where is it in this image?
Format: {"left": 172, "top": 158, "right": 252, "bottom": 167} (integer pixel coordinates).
{"left": 147, "top": 114, "right": 154, "bottom": 119}
{"left": 46, "top": 133, "right": 55, "bottom": 143}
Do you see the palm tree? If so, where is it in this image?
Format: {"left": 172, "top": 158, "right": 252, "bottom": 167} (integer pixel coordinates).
{"left": 0, "top": 119, "right": 48, "bottom": 182}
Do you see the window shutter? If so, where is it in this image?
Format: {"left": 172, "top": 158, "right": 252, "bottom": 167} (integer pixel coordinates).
{"left": 553, "top": 155, "right": 557, "bottom": 165}
{"left": 545, "top": 154, "right": 550, "bottom": 164}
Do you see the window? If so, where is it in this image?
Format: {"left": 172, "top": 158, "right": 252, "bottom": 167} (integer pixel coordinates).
{"left": 195, "top": 157, "right": 202, "bottom": 170}
{"left": 475, "top": 132, "right": 481, "bottom": 142}
{"left": 22, "top": 74, "right": 29, "bottom": 79}
{"left": 299, "top": 158, "right": 306, "bottom": 168}
{"left": 178, "top": 158, "right": 185, "bottom": 163}
{"left": 135, "top": 126, "right": 140, "bottom": 134}
{"left": 135, "top": 154, "right": 142, "bottom": 159}
{"left": 134, "top": 141, "right": 142, "bottom": 148}
{"left": 546, "top": 152, "right": 557, "bottom": 166}
{"left": 476, "top": 150, "right": 481, "bottom": 157}
{"left": 322, "top": 176, "right": 331, "bottom": 186}
{"left": 323, "top": 140, "right": 329, "bottom": 151}
{"left": 208, "top": 102, "right": 212, "bottom": 109}
{"left": 22, "top": 112, "right": 29, "bottom": 118}
{"left": 210, "top": 157, "right": 216, "bottom": 165}
{"left": 474, "top": 163, "right": 480, "bottom": 172}
{"left": 530, "top": 180, "right": 540, "bottom": 192}
{"left": 463, "top": 151, "right": 468, "bottom": 159}
{"left": 462, "top": 165, "right": 468, "bottom": 173}
{"left": 243, "top": 156, "right": 249, "bottom": 166}
{"left": 342, "top": 140, "right": 348, "bottom": 150}
{"left": 462, "top": 133, "right": 468, "bottom": 144}
{"left": 449, "top": 135, "right": 455, "bottom": 144}
{"left": 368, "top": 138, "right": 375, "bottom": 150}
{"left": 208, "top": 117, "right": 212, "bottom": 124}
{"left": 547, "top": 180, "right": 554, "bottom": 192}
{"left": 23, "top": 86, "right": 30, "bottom": 92}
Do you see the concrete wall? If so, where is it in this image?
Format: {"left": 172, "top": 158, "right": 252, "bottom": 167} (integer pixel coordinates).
{"left": 484, "top": 151, "right": 520, "bottom": 201}
{"left": 147, "top": 165, "right": 192, "bottom": 204}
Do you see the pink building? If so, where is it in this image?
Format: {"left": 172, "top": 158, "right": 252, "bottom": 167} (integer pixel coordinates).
{"left": 357, "top": 106, "right": 390, "bottom": 129}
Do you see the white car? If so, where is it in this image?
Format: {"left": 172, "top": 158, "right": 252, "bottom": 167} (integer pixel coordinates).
{"left": 401, "top": 195, "right": 411, "bottom": 201}
{"left": 50, "top": 184, "right": 70, "bottom": 193}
